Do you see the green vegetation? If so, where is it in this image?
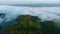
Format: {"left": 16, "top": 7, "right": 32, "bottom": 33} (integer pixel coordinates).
{"left": 7, "top": 15, "right": 60, "bottom": 34}
{"left": 41, "top": 21, "right": 60, "bottom": 34}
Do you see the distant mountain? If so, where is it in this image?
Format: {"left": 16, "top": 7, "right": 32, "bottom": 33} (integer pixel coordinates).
{"left": 6, "top": 4, "right": 60, "bottom": 7}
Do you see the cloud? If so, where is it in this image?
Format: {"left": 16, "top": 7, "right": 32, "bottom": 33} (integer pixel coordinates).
{"left": 0, "top": 5, "right": 60, "bottom": 22}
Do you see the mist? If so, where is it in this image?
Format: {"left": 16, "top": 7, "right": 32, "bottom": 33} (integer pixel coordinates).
{"left": 0, "top": 5, "right": 60, "bottom": 23}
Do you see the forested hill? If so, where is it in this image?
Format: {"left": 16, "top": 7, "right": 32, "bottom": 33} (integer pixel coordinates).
{"left": 0, "top": 15, "right": 59, "bottom": 34}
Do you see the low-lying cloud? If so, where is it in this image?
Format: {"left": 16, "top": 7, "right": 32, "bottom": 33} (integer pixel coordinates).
{"left": 0, "top": 5, "right": 60, "bottom": 23}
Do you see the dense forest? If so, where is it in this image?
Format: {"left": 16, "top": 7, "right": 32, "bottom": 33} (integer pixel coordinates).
{"left": 0, "top": 14, "right": 60, "bottom": 34}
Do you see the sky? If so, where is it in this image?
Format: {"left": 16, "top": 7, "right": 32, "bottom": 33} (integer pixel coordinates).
{"left": 0, "top": 0, "right": 60, "bottom": 4}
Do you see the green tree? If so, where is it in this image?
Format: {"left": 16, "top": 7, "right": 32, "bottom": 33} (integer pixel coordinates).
{"left": 7, "top": 15, "right": 42, "bottom": 34}
{"left": 7, "top": 15, "right": 60, "bottom": 34}
{"left": 42, "top": 21, "right": 60, "bottom": 34}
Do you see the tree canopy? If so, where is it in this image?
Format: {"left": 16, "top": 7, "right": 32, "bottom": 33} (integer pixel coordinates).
{"left": 7, "top": 15, "right": 60, "bottom": 34}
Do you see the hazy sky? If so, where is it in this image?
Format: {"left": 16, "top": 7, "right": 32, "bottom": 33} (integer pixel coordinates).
{"left": 0, "top": 0, "right": 60, "bottom": 4}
